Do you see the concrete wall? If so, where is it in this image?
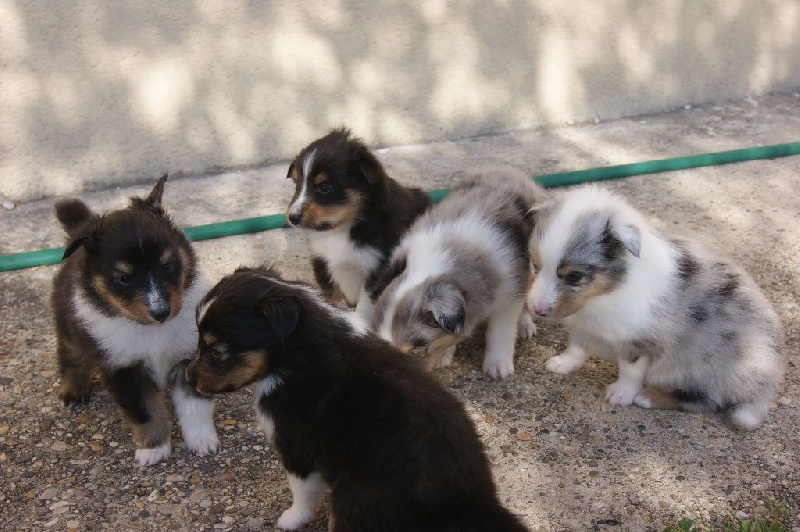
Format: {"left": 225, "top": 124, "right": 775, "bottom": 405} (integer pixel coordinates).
{"left": 2, "top": 0, "right": 799, "bottom": 203}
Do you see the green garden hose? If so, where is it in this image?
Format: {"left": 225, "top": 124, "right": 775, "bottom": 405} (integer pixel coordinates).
{"left": 2, "top": 141, "right": 799, "bottom": 273}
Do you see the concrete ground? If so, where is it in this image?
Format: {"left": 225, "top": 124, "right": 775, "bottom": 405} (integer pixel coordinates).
{"left": 1, "top": 92, "right": 798, "bottom": 531}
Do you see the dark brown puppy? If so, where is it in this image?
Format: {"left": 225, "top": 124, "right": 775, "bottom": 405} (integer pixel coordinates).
{"left": 285, "top": 128, "right": 431, "bottom": 319}
{"left": 187, "top": 266, "right": 528, "bottom": 531}
{"left": 51, "top": 175, "right": 218, "bottom": 465}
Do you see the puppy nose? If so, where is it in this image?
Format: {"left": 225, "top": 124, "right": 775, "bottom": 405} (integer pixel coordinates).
{"left": 532, "top": 305, "right": 551, "bottom": 317}
{"left": 287, "top": 211, "right": 302, "bottom": 225}
{"left": 150, "top": 305, "right": 171, "bottom": 322}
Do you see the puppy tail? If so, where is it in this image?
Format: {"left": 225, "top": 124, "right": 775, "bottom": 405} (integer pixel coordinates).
{"left": 54, "top": 199, "right": 96, "bottom": 234}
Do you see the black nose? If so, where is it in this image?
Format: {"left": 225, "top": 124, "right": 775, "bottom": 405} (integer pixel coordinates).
{"left": 150, "top": 306, "right": 171, "bottom": 322}
{"left": 287, "top": 212, "right": 302, "bottom": 225}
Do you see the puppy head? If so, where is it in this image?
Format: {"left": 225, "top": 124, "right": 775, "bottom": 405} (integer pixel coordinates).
{"left": 527, "top": 187, "right": 641, "bottom": 319}
{"left": 62, "top": 175, "right": 197, "bottom": 325}
{"left": 187, "top": 267, "right": 300, "bottom": 395}
{"left": 285, "top": 127, "right": 388, "bottom": 230}
{"left": 380, "top": 272, "right": 465, "bottom": 365}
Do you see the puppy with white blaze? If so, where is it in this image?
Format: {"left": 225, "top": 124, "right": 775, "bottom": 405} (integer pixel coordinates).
{"left": 371, "top": 167, "right": 546, "bottom": 379}
{"left": 527, "top": 185, "right": 783, "bottom": 430}
{"left": 51, "top": 175, "right": 219, "bottom": 465}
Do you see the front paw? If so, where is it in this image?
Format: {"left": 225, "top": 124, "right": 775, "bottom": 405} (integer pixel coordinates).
{"left": 432, "top": 345, "right": 456, "bottom": 369}
{"left": 545, "top": 353, "right": 583, "bottom": 374}
{"left": 135, "top": 441, "right": 171, "bottom": 466}
{"left": 277, "top": 505, "right": 315, "bottom": 531}
{"left": 604, "top": 380, "right": 641, "bottom": 406}
{"left": 185, "top": 426, "right": 219, "bottom": 456}
{"left": 516, "top": 309, "right": 537, "bottom": 340}
{"left": 483, "top": 353, "right": 514, "bottom": 379}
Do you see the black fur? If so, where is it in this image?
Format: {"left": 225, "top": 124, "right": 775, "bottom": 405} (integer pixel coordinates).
{"left": 287, "top": 128, "right": 431, "bottom": 305}
{"left": 188, "top": 267, "right": 528, "bottom": 531}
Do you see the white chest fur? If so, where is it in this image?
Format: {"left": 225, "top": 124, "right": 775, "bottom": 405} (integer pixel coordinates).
{"left": 72, "top": 277, "right": 208, "bottom": 388}
{"left": 307, "top": 228, "right": 382, "bottom": 304}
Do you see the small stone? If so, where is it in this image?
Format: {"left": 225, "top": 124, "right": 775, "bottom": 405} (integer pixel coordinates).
{"left": 245, "top": 517, "right": 264, "bottom": 529}
{"left": 39, "top": 488, "right": 59, "bottom": 500}
{"left": 501, "top": 392, "right": 513, "bottom": 401}
{"left": 659, "top": 501, "right": 669, "bottom": 509}
{"left": 725, "top": 485, "right": 735, "bottom": 495}
{"left": 49, "top": 500, "right": 70, "bottom": 511}
{"left": 216, "top": 471, "right": 235, "bottom": 481}
{"left": 222, "top": 516, "right": 234, "bottom": 524}
{"left": 563, "top": 445, "right": 576, "bottom": 452}
{"left": 2, "top": 200, "right": 15, "bottom": 210}
{"left": 200, "top": 500, "right": 213, "bottom": 509}
{"left": 484, "top": 414, "right": 496, "bottom": 423}
{"left": 516, "top": 433, "right": 530, "bottom": 441}
{"left": 51, "top": 442, "right": 68, "bottom": 452}
{"left": 89, "top": 443, "right": 102, "bottom": 452}
{"left": 66, "top": 520, "right": 79, "bottom": 530}
{"left": 219, "top": 419, "right": 237, "bottom": 426}
{"left": 753, "top": 505, "right": 768, "bottom": 515}
{"left": 166, "top": 474, "right": 184, "bottom": 483}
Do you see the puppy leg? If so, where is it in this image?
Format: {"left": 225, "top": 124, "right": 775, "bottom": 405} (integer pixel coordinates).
{"left": 354, "top": 287, "right": 375, "bottom": 327}
{"left": 546, "top": 334, "right": 589, "bottom": 374}
{"left": 483, "top": 299, "right": 524, "bottom": 379}
{"left": 605, "top": 356, "right": 649, "bottom": 406}
{"left": 634, "top": 386, "right": 682, "bottom": 410}
{"left": 57, "top": 339, "right": 94, "bottom": 406}
{"left": 277, "top": 471, "right": 327, "bottom": 530}
{"left": 312, "top": 257, "right": 345, "bottom": 306}
{"left": 516, "top": 307, "right": 537, "bottom": 340}
{"left": 104, "top": 365, "right": 172, "bottom": 466}
{"left": 171, "top": 365, "right": 219, "bottom": 456}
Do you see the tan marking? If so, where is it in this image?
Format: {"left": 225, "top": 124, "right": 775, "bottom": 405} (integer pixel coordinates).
{"left": 636, "top": 386, "right": 683, "bottom": 410}
{"left": 128, "top": 389, "right": 171, "bottom": 448}
{"left": 92, "top": 275, "right": 153, "bottom": 324}
{"left": 194, "top": 350, "right": 268, "bottom": 394}
{"left": 115, "top": 261, "right": 133, "bottom": 274}
{"left": 425, "top": 333, "right": 459, "bottom": 370}
{"left": 553, "top": 271, "right": 619, "bottom": 318}
{"left": 530, "top": 248, "right": 541, "bottom": 271}
{"left": 159, "top": 249, "right": 174, "bottom": 265}
{"left": 302, "top": 191, "right": 362, "bottom": 229}
{"left": 289, "top": 165, "right": 299, "bottom": 182}
{"left": 202, "top": 333, "right": 217, "bottom": 346}
{"left": 314, "top": 172, "right": 328, "bottom": 186}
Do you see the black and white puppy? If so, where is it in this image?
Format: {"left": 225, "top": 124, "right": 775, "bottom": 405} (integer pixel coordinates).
{"left": 285, "top": 128, "right": 431, "bottom": 318}
{"left": 527, "top": 185, "right": 784, "bottom": 429}
{"left": 186, "top": 266, "right": 528, "bottom": 531}
{"left": 51, "top": 175, "right": 218, "bottom": 465}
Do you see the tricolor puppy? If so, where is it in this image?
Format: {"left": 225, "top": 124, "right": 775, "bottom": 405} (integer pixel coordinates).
{"left": 51, "top": 175, "right": 219, "bottom": 465}
{"left": 186, "top": 266, "right": 528, "bottom": 532}
{"left": 371, "top": 167, "right": 545, "bottom": 379}
{"left": 285, "top": 127, "right": 431, "bottom": 317}
{"left": 527, "top": 185, "right": 783, "bottom": 430}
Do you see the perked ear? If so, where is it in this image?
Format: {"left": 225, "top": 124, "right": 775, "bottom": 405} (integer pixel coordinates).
{"left": 359, "top": 151, "right": 387, "bottom": 184}
{"left": 260, "top": 297, "right": 300, "bottom": 342}
{"left": 286, "top": 161, "right": 295, "bottom": 180}
{"left": 425, "top": 282, "right": 466, "bottom": 335}
{"left": 54, "top": 199, "right": 95, "bottom": 234}
{"left": 610, "top": 219, "right": 642, "bottom": 258}
{"left": 145, "top": 174, "right": 169, "bottom": 209}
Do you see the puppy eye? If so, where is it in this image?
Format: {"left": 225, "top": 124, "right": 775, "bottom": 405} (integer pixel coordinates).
{"left": 563, "top": 272, "right": 585, "bottom": 286}
{"left": 162, "top": 261, "right": 175, "bottom": 273}
{"left": 316, "top": 183, "right": 333, "bottom": 194}
{"left": 209, "top": 346, "right": 227, "bottom": 361}
{"left": 114, "top": 273, "right": 133, "bottom": 286}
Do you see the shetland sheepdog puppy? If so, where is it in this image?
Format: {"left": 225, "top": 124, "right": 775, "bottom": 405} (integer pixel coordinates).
{"left": 527, "top": 185, "right": 783, "bottom": 429}
{"left": 370, "top": 167, "right": 546, "bottom": 379}
{"left": 285, "top": 128, "right": 431, "bottom": 318}
{"left": 186, "top": 266, "right": 528, "bottom": 531}
{"left": 51, "top": 175, "right": 218, "bottom": 465}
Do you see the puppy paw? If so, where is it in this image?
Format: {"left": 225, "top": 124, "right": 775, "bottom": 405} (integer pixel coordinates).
{"left": 184, "top": 425, "right": 219, "bottom": 456}
{"left": 545, "top": 353, "right": 583, "bottom": 375}
{"left": 483, "top": 355, "right": 514, "bottom": 379}
{"left": 516, "top": 309, "right": 537, "bottom": 340}
{"left": 433, "top": 345, "right": 456, "bottom": 369}
{"left": 604, "top": 381, "right": 641, "bottom": 406}
{"left": 633, "top": 393, "right": 654, "bottom": 409}
{"left": 276, "top": 505, "right": 315, "bottom": 531}
{"left": 730, "top": 403, "right": 768, "bottom": 431}
{"left": 135, "top": 441, "right": 171, "bottom": 466}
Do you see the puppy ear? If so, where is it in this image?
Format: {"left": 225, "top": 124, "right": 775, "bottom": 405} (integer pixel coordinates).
{"left": 260, "top": 298, "right": 300, "bottom": 342}
{"left": 54, "top": 199, "right": 96, "bottom": 234}
{"left": 145, "top": 173, "right": 169, "bottom": 208}
{"left": 62, "top": 235, "right": 88, "bottom": 260}
{"left": 286, "top": 161, "right": 296, "bottom": 180}
{"left": 358, "top": 151, "right": 388, "bottom": 184}
{"left": 610, "top": 219, "right": 641, "bottom": 258}
{"left": 425, "top": 282, "right": 466, "bottom": 335}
